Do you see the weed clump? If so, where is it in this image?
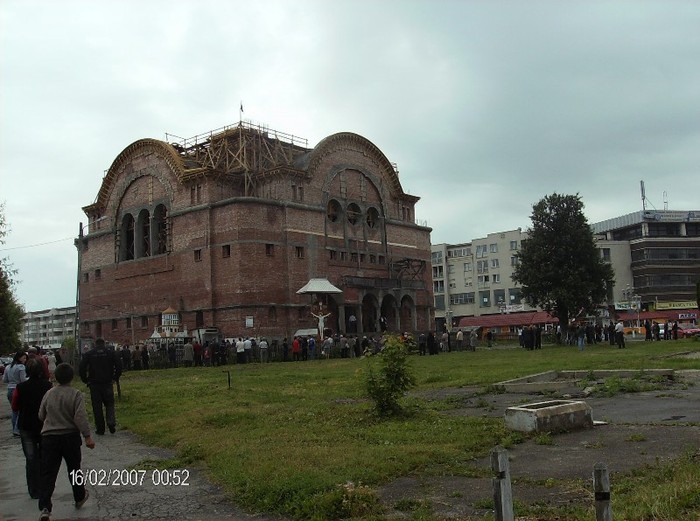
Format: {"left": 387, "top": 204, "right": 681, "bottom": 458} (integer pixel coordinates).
{"left": 365, "top": 335, "right": 416, "bottom": 416}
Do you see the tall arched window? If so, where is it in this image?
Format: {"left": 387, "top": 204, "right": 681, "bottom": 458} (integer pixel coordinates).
{"left": 120, "top": 214, "right": 135, "bottom": 261}
{"left": 153, "top": 204, "right": 169, "bottom": 255}
{"left": 136, "top": 209, "right": 151, "bottom": 258}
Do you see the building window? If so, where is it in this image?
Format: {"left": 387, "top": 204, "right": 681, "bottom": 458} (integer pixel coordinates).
{"left": 433, "top": 280, "right": 445, "bottom": 294}
{"left": 476, "top": 244, "right": 487, "bottom": 258}
{"left": 329, "top": 250, "right": 337, "bottom": 260}
{"left": 266, "top": 244, "right": 274, "bottom": 256}
{"left": 450, "top": 292, "right": 475, "bottom": 304}
{"left": 360, "top": 253, "right": 366, "bottom": 263}
{"left": 448, "top": 265, "right": 455, "bottom": 274}
{"left": 432, "top": 251, "right": 443, "bottom": 264}
{"left": 510, "top": 240, "right": 518, "bottom": 250}
{"left": 478, "top": 275, "right": 490, "bottom": 286}
{"left": 340, "top": 251, "right": 347, "bottom": 261}
{"left": 463, "top": 262, "right": 472, "bottom": 272}
{"left": 194, "top": 249, "right": 202, "bottom": 262}
{"left": 95, "top": 269, "right": 101, "bottom": 280}
{"left": 510, "top": 256, "right": 519, "bottom": 266}
{"left": 491, "top": 259, "right": 500, "bottom": 269}
{"left": 141, "top": 316, "right": 148, "bottom": 328}
{"left": 369, "top": 254, "right": 376, "bottom": 264}
{"left": 509, "top": 288, "right": 522, "bottom": 303}
{"left": 479, "top": 291, "right": 491, "bottom": 307}
{"left": 366, "top": 207, "right": 379, "bottom": 228}
{"left": 432, "top": 266, "right": 444, "bottom": 278}
{"left": 477, "top": 260, "right": 488, "bottom": 274}
{"left": 347, "top": 203, "right": 361, "bottom": 225}
{"left": 327, "top": 200, "right": 341, "bottom": 222}
{"left": 600, "top": 248, "right": 611, "bottom": 262}
{"left": 222, "top": 245, "right": 231, "bottom": 258}
{"left": 268, "top": 306, "right": 277, "bottom": 322}
{"left": 351, "top": 252, "right": 358, "bottom": 263}
{"left": 296, "top": 246, "right": 305, "bottom": 259}
{"left": 126, "top": 317, "right": 132, "bottom": 329}
{"left": 494, "top": 289, "right": 506, "bottom": 306}
{"left": 378, "top": 255, "right": 385, "bottom": 264}
{"left": 490, "top": 243, "right": 498, "bottom": 253}
{"left": 493, "top": 274, "right": 501, "bottom": 284}
{"left": 83, "top": 272, "right": 89, "bottom": 283}
{"left": 464, "top": 278, "right": 473, "bottom": 287}
{"left": 111, "top": 319, "right": 118, "bottom": 331}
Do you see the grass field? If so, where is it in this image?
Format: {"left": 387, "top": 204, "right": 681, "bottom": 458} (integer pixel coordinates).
{"left": 111, "top": 338, "right": 700, "bottom": 520}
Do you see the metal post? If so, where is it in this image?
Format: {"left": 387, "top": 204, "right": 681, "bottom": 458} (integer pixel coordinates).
{"left": 593, "top": 462, "right": 612, "bottom": 521}
{"left": 491, "top": 446, "right": 514, "bottom": 521}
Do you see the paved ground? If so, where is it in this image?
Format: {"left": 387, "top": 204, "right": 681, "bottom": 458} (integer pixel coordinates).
{"left": 0, "top": 394, "right": 285, "bottom": 521}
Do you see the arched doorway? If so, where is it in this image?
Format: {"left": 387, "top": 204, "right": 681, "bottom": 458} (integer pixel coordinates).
{"left": 380, "top": 294, "right": 398, "bottom": 333}
{"left": 400, "top": 295, "right": 415, "bottom": 333}
{"left": 362, "top": 294, "right": 379, "bottom": 334}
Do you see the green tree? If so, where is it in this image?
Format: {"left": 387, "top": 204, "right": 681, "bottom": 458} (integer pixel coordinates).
{"left": 512, "top": 193, "right": 614, "bottom": 337}
{"left": 0, "top": 202, "right": 23, "bottom": 353}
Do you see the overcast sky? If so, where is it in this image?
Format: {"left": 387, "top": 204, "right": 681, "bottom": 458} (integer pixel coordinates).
{"left": 1, "top": 0, "right": 699, "bottom": 312}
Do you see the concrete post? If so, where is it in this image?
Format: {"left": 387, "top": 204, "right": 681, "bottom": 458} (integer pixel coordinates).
{"left": 491, "top": 446, "right": 514, "bottom": 521}
{"left": 593, "top": 462, "right": 612, "bottom": 521}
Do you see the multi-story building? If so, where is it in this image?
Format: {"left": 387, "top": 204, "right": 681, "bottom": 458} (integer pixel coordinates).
{"left": 434, "top": 210, "right": 698, "bottom": 334}
{"left": 432, "top": 228, "right": 531, "bottom": 331}
{"left": 77, "top": 121, "right": 433, "bottom": 344}
{"left": 21, "top": 306, "right": 76, "bottom": 349}
{"left": 593, "top": 210, "right": 700, "bottom": 311}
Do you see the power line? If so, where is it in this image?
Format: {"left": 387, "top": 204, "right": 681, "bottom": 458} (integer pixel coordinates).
{"left": 0, "top": 237, "right": 74, "bottom": 252}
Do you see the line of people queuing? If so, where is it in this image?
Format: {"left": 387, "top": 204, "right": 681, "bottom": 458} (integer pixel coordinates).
{"left": 3, "top": 338, "right": 122, "bottom": 520}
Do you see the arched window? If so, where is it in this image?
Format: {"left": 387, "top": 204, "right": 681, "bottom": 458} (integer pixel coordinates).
{"left": 119, "top": 214, "right": 135, "bottom": 261}
{"left": 347, "top": 203, "right": 361, "bottom": 226}
{"left": 327, "top": 199, "right": 341, "bottom": 222}
{"left": 153, "top": 204, "right": 169, "bottom": 255}
{"left": 366, "top": 207, "right": 379, "bottom": 229}
{"left": 136, "top": 209, "right": 151, "bottom": 258}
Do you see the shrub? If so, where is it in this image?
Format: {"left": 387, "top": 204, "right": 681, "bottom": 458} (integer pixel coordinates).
{"left": 365, "top": 335, "right": 416, "bottom": 416}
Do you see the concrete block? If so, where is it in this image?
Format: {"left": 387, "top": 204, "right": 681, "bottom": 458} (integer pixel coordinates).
{"left": 504, "top": 399, "right": 593, "bottom": 433}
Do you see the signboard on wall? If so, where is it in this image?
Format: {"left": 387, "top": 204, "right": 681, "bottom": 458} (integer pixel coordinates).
{"left": 245, "top": 316, "right": 254, "bottom": 328}
{"left": 656, "top": 301, "right": 698, "bottom": 310}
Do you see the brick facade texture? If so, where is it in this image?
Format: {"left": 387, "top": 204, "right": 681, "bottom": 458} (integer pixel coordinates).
{"left": 79, "top": 128, "right": 434, "bottom": 343}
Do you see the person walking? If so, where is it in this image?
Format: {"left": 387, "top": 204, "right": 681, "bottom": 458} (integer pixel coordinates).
{"left": 37, "top": 363, "right": 94, "bottom": 520}
{"left": 12, "top": 358, "right": 53, "bottom": 499}
{"left": 79, "top": 338, "right": 122, "bottom": 435}
{"left": 3, "top": 350, "right": 27, "bottom": 436}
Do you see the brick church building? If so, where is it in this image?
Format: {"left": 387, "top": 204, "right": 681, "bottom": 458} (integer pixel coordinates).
{"left": 77, "top": 121, "right": 433, "bottom": 344}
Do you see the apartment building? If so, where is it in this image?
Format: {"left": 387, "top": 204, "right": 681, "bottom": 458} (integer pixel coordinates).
{"left": 21, "top": 306, "right": 76, "bottom": 349}
{"left": 432, "top": 228, "right": 531, "bottom": 331}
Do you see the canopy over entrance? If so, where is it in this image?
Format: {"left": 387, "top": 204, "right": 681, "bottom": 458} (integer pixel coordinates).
{"left": 296, "top": 278, "right": 342, "bottom": 294}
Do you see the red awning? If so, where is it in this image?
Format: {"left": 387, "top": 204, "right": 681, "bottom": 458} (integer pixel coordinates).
{"left": 457, "top": 311, "right": 558, "bottom": 329}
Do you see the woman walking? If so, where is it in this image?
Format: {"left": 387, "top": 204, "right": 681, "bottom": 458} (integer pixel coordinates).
{"left": 3, "top": 350, "right": 28, "bottom": 436}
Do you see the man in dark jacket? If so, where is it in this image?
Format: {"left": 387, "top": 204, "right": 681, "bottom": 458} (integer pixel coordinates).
{"left": 79, "top": 338, "right": 122, "bottom": 435}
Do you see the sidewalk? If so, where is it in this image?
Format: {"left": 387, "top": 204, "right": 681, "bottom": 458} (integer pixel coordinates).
{"left": 0, "top": 386, "right": 285, "bottom": 521}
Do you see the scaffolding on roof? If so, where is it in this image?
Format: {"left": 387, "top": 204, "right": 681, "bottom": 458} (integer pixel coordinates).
{"left": 165, "top": 120, "right": 310, "bottom": 196}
